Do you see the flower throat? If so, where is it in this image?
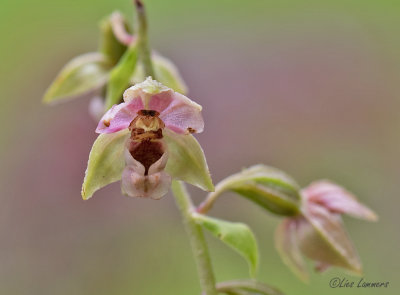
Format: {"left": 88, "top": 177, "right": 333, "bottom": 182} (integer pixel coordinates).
{"left": 128, "top": 110, "right": 166, "bottom": 175}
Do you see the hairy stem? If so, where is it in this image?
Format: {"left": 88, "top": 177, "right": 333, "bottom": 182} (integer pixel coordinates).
{"left": 134, "top": 0, "right": 155, "bottom": 77}
{"left": 171, "top": 181, "right": 218, "bottom": 295}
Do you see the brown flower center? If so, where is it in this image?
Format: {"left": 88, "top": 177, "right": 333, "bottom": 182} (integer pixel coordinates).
{"left": 130, "top": 140, "right": 164, "bottom": 175}
{"left": 129, "top": 109, "right": 165, "bottom": 141}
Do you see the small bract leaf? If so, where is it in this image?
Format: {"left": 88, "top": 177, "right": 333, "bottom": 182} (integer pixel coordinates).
{"left": 164, "top": 129, "right": 214, "bottom": 192}
{"left": 216, "top": 280, "right": 284, "bottom": 295}
{"left": 105, "top": 44, "right": 138, "bottom": 110}
{"left": 82, "top": 129, "right": 129, "bottom": 200}
{"left": 99, "top": 12, "right": 130, "bottom": 65}
{"left": 132, "top": 53, "right": 188, "bottom": 94}
{"left": 192, "top": 213, "right": 259, "bottom": 277}
{"left": 224, "top": 165, "right": 301, "bottom": 216}
{"left": 43, "top": 53, "right": 112, "bottom": 104}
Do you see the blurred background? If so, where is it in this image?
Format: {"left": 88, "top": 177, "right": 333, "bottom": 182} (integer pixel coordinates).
{"left": 0, "top": 0, "right": 399, "bottom": 294}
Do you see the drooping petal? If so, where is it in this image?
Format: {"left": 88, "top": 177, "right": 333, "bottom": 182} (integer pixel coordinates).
{"left": 302, "top": 181, "right": 378, "bottom": 221}
{"left": 96, "top": 97, "right": 143, "bottom": 133}
{"left": 298, "top": 203, "right": 363, "bottom": 275}
{"left": 275, "top": 218, "right": 309, "bottom": 281}
{"left": 157, "top": 92, "right": 204, "bottom": 134}
{"left": 121, "top": 166, "right": 171, "bottom": 199}
{"left": 121, "top": 139, "right": 171, "bottom": 199}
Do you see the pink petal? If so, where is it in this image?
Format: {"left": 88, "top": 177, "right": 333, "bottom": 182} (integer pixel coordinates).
{"left": 122, "top": 78, "right": 204, "bottom": 134}
{"left": 157, "top": 92, "right": 204, "bottom": 134}
{"left": 302, "top": 181, "right": 378, "bottom": 221}
{"left": 96, "top": 98, "right": 143, "bottom": 133}
{"left": 148, "top": 90, "right": 174, "bottom": 113}
{"left": 275, "top": 218, "right": 309, "bottom": 281}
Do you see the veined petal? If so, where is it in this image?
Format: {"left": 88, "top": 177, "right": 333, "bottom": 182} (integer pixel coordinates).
{"left": 96, "top": 97, "right": 143, "bottom": 133}
{"left": 302, "top": 181, "right": 378, "bottom": 221}
{"left": 158, "top": 92, "right": 204, "bottom": 134}
{"left": 275, "top": 218, "right": 309, "bottom": 281}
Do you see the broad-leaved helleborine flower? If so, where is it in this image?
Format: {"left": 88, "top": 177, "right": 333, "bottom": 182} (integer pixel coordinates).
{"left": 275, "top": 180, "right": 377, "bottom": 281}
{"left": 81, "top": 77, "right": 213, "bottom": 200}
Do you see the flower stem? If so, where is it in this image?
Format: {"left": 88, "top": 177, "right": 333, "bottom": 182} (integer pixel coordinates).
{"left": 171, "top": 181, "right": 218, "bottom": 295}
{"left": 197, "top": 175, "right": 241, "bottom": 214}
{"left": 134, "top": 0, "right": 155, "bottom": 78}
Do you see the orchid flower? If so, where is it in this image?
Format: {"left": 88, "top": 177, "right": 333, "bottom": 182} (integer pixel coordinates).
{"left": 81, "top": 77, "right": 213, "bottom": 200}
{"left": 275, "top": 180, "right": 377, "bottom": 281}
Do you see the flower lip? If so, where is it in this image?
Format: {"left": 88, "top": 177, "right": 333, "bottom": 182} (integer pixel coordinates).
{"left": 128, "top": 139, "right": 164, "bottom": 175}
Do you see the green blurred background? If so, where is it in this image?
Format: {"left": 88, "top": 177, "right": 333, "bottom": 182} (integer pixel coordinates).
{"left": 0, "top": 0, "right": 399, "bottom": 294}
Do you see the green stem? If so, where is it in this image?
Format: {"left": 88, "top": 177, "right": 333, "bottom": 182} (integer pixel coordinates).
{"left": 134, "top": 0, "right": 155, "bottom": 78}
{"left": 171, "top": 181, "right": 218, "bottom": 295}
{"left": 197, "top": 175, "right": 241, "bottom": 214}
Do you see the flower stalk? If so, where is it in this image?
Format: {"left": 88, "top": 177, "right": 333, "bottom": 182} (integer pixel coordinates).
{"left": 171, "top": 181, "right": 218, "bottom": 295}
{"left": 197, "top": 175, "right": 239, "bottom": 214}
{"left": 134, "top": 0, "right": 155, "bottom": 78}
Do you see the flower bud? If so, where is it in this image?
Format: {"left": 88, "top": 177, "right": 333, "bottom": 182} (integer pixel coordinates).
{"left": 275, "top": 180, "right": 377, "bottom": 281}
{"left": 99, "top": 12, "right": 131, "bottom": 65}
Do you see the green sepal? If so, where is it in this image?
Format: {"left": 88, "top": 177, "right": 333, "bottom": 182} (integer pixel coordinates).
{"left": 43, "top": 52, "right": 112, "bottom": 104}
{"left": 81, "top": 129, "right": 129, "bottom": 200}
{"left": 192, "top": 213, "right": 259, "bottom": 277}
{"left": 164, "top": 129, "right": 214, "bottom": 192}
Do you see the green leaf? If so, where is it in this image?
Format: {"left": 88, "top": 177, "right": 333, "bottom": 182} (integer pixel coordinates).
{"left": 43, "top": 52, "right": 112, "bottom": 104}
{"left": 192, "top": 213, "right": 258, "bottom": 276}
{"left": 216, "top": 280, "right": 284, "bottom": 295}
{"left": 132, "top": 53, "right": 188, "bottom": 94}
{"left": 224, "top": 165, "right": 301, "bottom": 216}
{"left": 81, "top": 129, "right": 129, "bottom": 200}
{"left": 99, "top": 12, "right": 130, "bottom": 65}
{"left": 164, "top": 129, "right": 214, "bottom": 192}
{"left": 104, "top": 44, "right": 138, "bottom": 110}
